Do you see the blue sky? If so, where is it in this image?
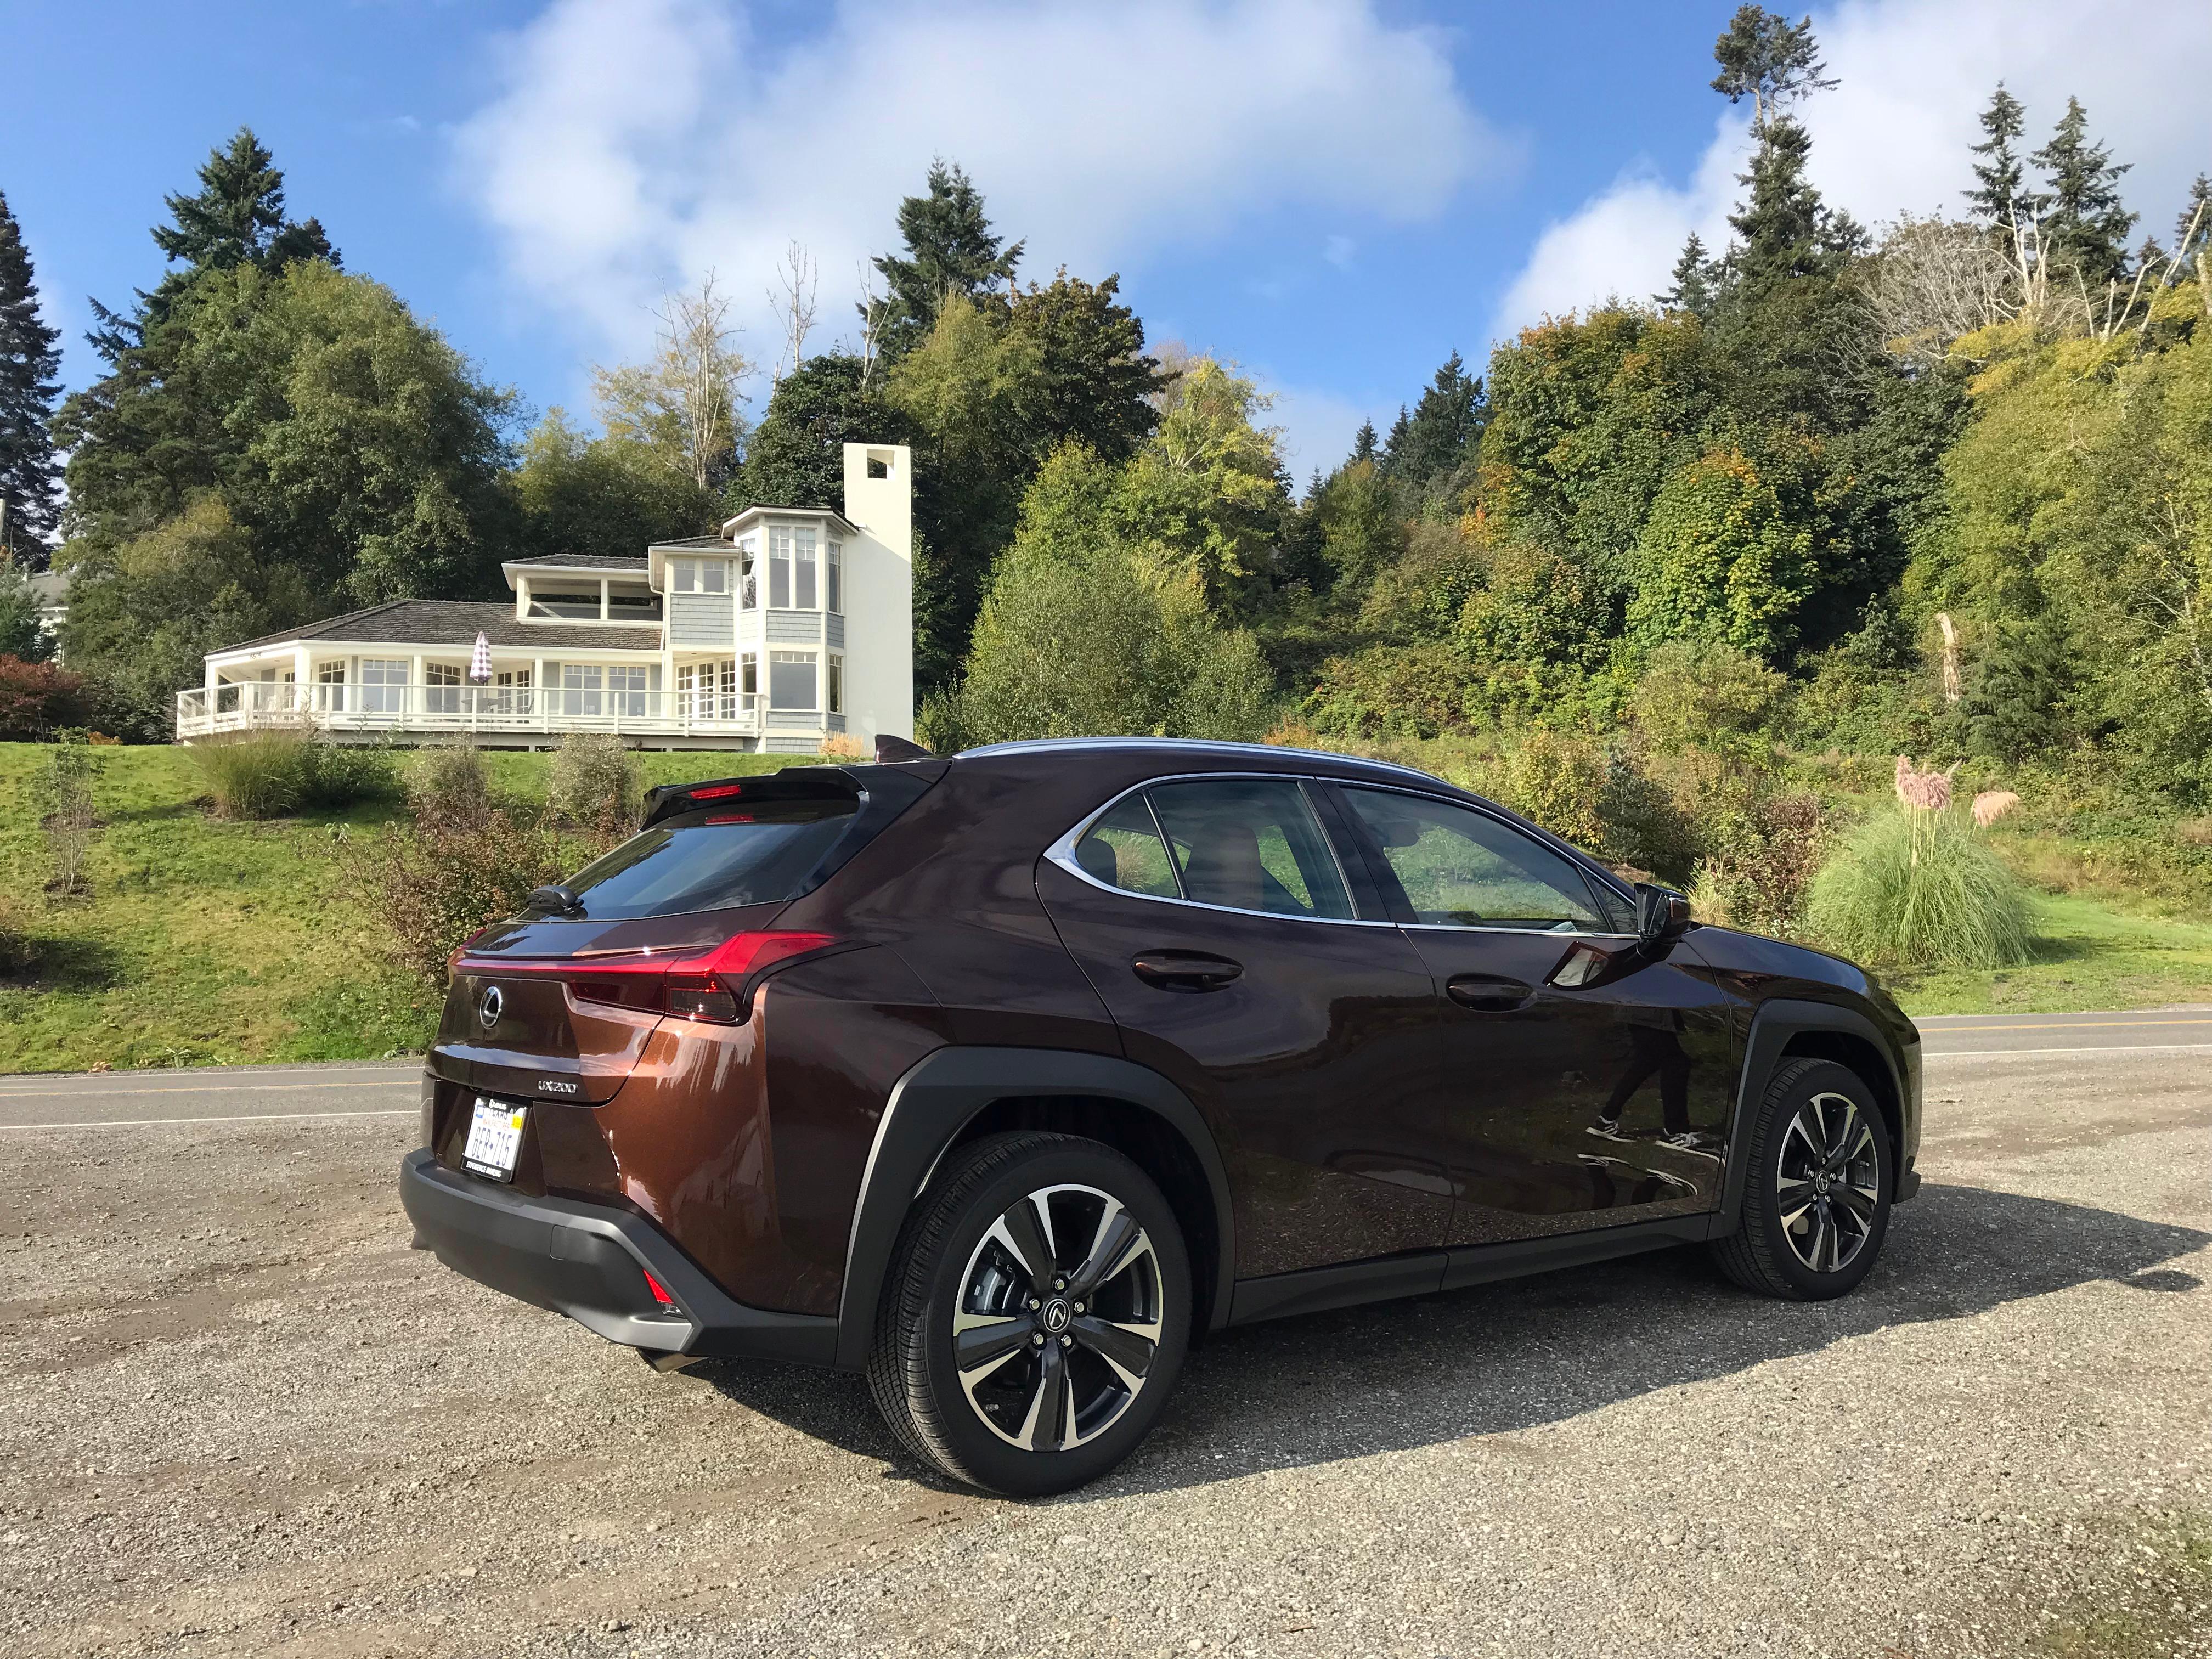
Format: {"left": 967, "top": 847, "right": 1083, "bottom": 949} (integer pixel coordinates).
{"left": 4, "top": 1, "right": 2204, "bottom": 474}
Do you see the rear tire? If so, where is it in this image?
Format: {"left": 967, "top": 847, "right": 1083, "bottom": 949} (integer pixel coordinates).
{"left": 867, "top": 1132, "right": 1190, "bottom": 1497}
{"left": 1711, "top": 1058, "right": 1892, "bottom": 1301}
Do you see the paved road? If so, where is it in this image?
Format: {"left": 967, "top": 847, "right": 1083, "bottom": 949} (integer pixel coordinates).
{"left": 3, "top": 1014, "right": 2209, "bottom": 1658}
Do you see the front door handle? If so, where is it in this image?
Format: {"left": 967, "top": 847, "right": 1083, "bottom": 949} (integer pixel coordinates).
{"left": 1132, "top": 951, "right": 1244, "bottom": 991}
{"left": 1447, "top": 974, "right": 1534, "bottom": 1012}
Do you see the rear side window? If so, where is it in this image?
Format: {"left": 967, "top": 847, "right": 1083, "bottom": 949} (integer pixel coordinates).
{"left": 1145, "top": 779, "right": 1352, "bottom": 921}
{"left": 558, "top": 799, "right": 855, "bottom": 919}
{"left": 1073, "top": 796, "right": 1181, "bottom": 899}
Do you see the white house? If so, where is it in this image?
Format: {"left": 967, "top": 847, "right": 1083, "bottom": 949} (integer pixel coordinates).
{"left": 176, "top": 443, "right": 913, "bottom": 754}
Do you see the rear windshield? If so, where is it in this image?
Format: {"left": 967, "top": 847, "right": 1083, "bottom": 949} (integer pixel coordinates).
{"left": 554, "top": 799, "right": 856, "bottom": 919}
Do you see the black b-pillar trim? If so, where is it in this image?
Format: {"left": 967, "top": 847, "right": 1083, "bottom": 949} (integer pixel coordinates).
{"left": 833, "top": 1046, "right": 1238, "bottom": 1372}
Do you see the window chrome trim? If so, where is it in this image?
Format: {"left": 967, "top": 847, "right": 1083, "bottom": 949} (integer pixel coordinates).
{"left": 1043, "top": 772, "right": 1392, "bottom": 930}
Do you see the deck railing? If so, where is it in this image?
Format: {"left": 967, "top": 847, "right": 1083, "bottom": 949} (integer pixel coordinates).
{"left": 177, "top": 681, "right": 766, "bottom": 741}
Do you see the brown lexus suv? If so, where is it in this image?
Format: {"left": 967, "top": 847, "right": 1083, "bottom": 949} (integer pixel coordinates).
{"left": 401, "top": 737, "right": 1922, "bottom": 1496}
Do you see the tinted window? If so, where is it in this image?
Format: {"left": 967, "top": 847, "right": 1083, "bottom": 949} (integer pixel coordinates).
{"left": 1072, "top": 795, "right": 1181, "bottom": 899}
{"left": 1146, "top": 779, "right": 1352, "bottom": 920}
{"left": 1344, "top": 788, "right": 1604, "bottom": 930}
{"left": 557, "top": 800, "right": 854, "bottom": 919}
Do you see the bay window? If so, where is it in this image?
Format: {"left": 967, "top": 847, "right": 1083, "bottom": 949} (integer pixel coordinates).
{"left": 769, "top": 650, "right": 816, "bottom": 711}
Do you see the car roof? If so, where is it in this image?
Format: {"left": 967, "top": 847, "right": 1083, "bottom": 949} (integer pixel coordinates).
{"left": 952, "top": 736, "right": 1450, "bottom": 789}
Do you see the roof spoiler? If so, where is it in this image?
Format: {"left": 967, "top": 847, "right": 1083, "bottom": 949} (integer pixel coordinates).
{"left": 875, "top": 733, "right": 934, "bottom": 764}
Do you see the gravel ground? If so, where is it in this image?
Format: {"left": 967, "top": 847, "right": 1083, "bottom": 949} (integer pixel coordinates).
{"left": 2, "top": 1043, "right": 2207, "bottom": 1659}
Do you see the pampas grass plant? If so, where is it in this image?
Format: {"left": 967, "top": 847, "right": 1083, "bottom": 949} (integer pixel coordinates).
{"left": 1807, "top": 806, "right": 2032, "bottom": 970}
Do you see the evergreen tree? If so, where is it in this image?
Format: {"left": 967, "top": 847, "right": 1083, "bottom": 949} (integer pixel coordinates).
{"left": 1709, "top": 7, "right": 1835, "bottom": 134}
{"left": 1659, "top": 232, "right": 1719, "bottom": 319}
{"left": 869, "top": 160, "right": 1023, "bottom": 361}
{"left": 1728, "top": 117, "right": 1845, "bottom": 288}
{"left": 2174, "top": 173, "right": 2211, "bottom": 270}
{"left": 1964, "top": 84, "right": 2028, "bottom": 224}
{"left": 0, "top": 188, "right": 62, "bottom": 561}
{"left": 1377, "top": 406, "right": 1412, "bottom": 476}
{"left": 1390, "top": 351, "right": 1486, "bottom": 489}
{"left": 1002, "top": 270, "right": 1166, "bottom": 464}
{"left": 1348, "top": 419, "right": 1378, "bottom": 466}
{"left": 2030, "top": 97, "right": 2135, "bottom": 287}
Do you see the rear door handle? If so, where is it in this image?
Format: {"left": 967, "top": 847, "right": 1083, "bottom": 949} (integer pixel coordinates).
{"left": 1132, "top": 952, "right": 1244, "bottom": 991}
{"left": 1447, "top": 974, "right": 1533, "bottom": 1012}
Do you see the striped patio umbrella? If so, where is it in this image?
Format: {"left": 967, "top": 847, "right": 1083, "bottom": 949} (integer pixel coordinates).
{"left": 468, "top": 631, "right": 493, "bottom": 683}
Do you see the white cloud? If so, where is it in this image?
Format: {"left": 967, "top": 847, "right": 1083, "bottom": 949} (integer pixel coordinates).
{"left": 1492, "top": 0, "right": 2212, "bottom": 344}
{"left": 458, "top": 0, "right": 1506, "bottom": 376}
{"left": 1263, "top": 379, "right": 1375, "bottom": 480}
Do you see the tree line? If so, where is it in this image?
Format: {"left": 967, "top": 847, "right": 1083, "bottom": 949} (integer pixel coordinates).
{"left": 2, "top": 5, "right": 2208, "bottom": 810}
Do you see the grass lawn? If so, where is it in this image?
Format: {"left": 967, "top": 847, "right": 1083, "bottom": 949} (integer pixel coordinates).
{"left": 2, "top": 741, "right": 2207, "bottom": 1071}
{"left": 0, "top": 743, "right": 820, "bottom": 1074}
{"left": 1881, "top": 890, "right": 2212, "bottom": 1015}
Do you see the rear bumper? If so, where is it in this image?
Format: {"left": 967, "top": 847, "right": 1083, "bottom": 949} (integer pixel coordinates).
{"left": 399, "top": 1149, "right": 837, "bottom": 1366}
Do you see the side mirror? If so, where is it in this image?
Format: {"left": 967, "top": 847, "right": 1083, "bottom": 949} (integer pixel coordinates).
{"left": 1635, "top": 882, "right": 1691, "bottom": 944}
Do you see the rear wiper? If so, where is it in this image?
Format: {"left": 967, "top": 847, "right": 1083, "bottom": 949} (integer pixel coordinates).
{"left": 525, "top": 883, "right": 587, "bottom": 917}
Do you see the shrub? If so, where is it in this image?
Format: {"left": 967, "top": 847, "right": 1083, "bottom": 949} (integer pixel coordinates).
{"left": 0, "top": 656, "right": 90, "bottom": 740}
{"left": 37, "top": 741, "right": 101, "bottom": 898}
{"left": 190, "top": 729, "right": 308, "bottom": 819}
{"left": 408, "top": 743, "right": 492, "bottom": 827}
{"left": 1805, "top": 807, "right": 2032, "bottom": 969}
{"left": 297, "top": 739, "right": 396, "bottom": 809}
{"left": 1688, "top": 785, "right": 1829, "bottom": 939}
{"left": 347, "top": 783, "right": 568, "bottom": 989}
{"left": 1503, "top": 729, "right": 1609, "bottom": 848}
{"left": 1631, "top": 641, "right": 1785, "bottom": 756}
{"left": 818, "top": 732, "right": 867, "bottom": 760}
{"left": 547, "top": 732, "right": 641, "bottom": 844}
{"left": 1302, "top": 642, "right": 1483, "bottom": 741}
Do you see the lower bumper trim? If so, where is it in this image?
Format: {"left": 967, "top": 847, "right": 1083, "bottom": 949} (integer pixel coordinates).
{"left": 398, "top": 1149, "right": 837, "bottom": 1367}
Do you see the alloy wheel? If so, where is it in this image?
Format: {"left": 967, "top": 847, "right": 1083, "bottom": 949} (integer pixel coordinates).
{"left": 951, "top": 1183, "right": 1163, "bottom": 1452}
{"left": 1775, "top": 1090, "right": 1882, "bottom": 1273}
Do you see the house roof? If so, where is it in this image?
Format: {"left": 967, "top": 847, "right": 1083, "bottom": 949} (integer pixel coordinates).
{"left": 645, "top": 535, "right": 735, "bottom": 552}
{"left": 718, "top": 504, "right": 859, "bottom": 538}
{"left": 503, "top": 554, "right": 650, "bottom": 571}
{"left": 212, "top": 600, "right": 664, "bottom": 657}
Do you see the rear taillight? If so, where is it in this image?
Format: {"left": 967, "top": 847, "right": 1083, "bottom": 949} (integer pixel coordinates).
{"left": 641, "top": 1268, "right": 678, "bottom": 1308}
{"left": 453, "top": 931, "right": 842, "bottom": 1025}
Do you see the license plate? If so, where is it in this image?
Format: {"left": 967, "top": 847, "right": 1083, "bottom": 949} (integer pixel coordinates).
{"left": 462, "top": 1097, "right": 528, "bottom": 1182}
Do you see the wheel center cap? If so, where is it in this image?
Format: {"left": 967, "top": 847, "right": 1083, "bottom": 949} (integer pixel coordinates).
{"left": 1040, "top": 1298, "right": 1073, "bottom": 1335}
{"left": 1814, "top": 1173, "right": 1831, "bottom": 1194}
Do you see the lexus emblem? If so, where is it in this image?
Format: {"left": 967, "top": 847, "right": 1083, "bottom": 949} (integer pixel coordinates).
{"left": 478, "top": 985, "right": 504, "bottom": 1030}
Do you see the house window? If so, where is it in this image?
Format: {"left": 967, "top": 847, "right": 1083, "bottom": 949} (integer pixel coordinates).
{"left": 495, "top": 668, "right": 532, "bottom": 715}
{"left": 826, "top": 543, "right": 842, "bottom": 614}
{"left": 737, "top": 538, "right": 758, "bottom": 610}
{"left": 700, "top": 560, "right": 727, "bottom": 595}
{"left": 678, "top": 660, "right": 735, "bottom": 720}
{"left": 561, "top": 662, "right": 602, "bottom": 718}
{"left": 362, "top": 658, "right": 408, "bottom": 715}
{"left": 769, "top": 650, "right": 816, "bottom": 711}
{"left": 315, "top": 661, "right": 347, "bottom": 713}
{"left": 671, "top": 560, "right": 696, "bottom": 594}
{"left": 720, "top": 658, "right": 741, "bottom": 718}
{"left": 531, "top": 591, "right": 601, "bottom": 619}
{"left": 769, "top": 527, "right": 793, "bottom": 608}
{"left": 794, "top": 527, "right": 818, "bottom": 609}
{"left": 827, "top": 654, "right": 844, "bottom": 715}
{"left": 740, "top": 651, "right": 758, "bottom": 701}
{"left": 425, "top": 662, "right": 464, "bottom": 715}
{"left": 607, "top": 664, "right": 648, "bottom": 719}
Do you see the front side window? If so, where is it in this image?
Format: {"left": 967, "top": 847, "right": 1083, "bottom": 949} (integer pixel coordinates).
{"left": 1342, "top": 788, "right": 1604, "bottom": 931}
{"left": 1143, "top": 778, "right": 1352, "bottom": 921}
{"left": 769, "top": 650, "right": 815, "bottom": 710}
{"left": 794, "top": 527, "right": 818, "bottom": 608}
{"left": 826, "top": 543, "right": 842, "bottom": 613}
{"left": 769, "top": 527, "right": 792, "bottom": 608}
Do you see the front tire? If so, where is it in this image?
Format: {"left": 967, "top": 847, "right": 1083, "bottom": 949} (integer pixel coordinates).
{"left": 867, "top": 1132, "right": 1191, "bottom": 1497}
{"left": 1712, "top": 1058, "right": 1892, "bottom": 1301}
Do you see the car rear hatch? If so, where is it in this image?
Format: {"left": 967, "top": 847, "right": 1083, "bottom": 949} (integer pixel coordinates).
{"left": 428, "top": 763, "right": 939, "bottom": 1107}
